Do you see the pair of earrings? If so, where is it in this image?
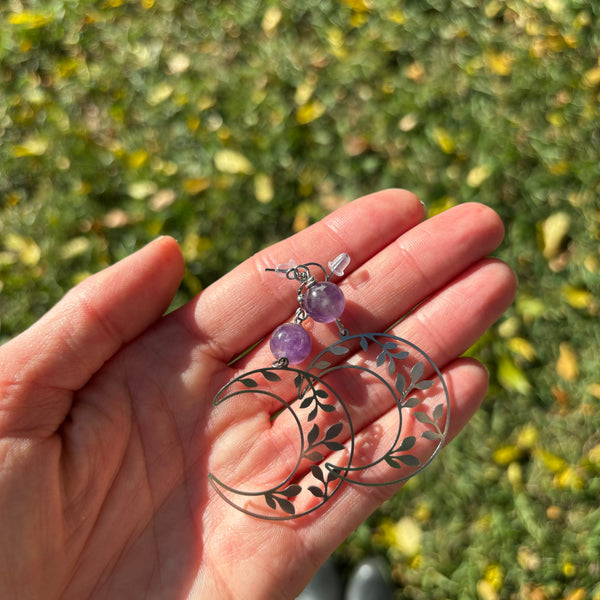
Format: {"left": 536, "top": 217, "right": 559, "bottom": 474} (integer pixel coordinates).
{"left": 208, "top": 254, "right": 450, "bottom": 520}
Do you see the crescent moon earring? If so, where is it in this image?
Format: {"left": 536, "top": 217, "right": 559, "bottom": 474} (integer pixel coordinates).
{"left": 208, "top": 253, "right": 450, "bottom": 520}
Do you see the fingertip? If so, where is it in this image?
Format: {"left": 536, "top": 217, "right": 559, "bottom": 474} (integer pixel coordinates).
{"left": 455, "top": 355, "right": 490, "bottom": 384}
{"left": 11, "top": 236, "right": 186, "bottom": 391}
{"left": 456, "top": 202, "right": 506, "bottom": 243}
{"left": 146, "top": 235, "right": 185, "bottom": 278}
{"left": 356, "top": 188, "right": 425, "bottom": 218}
{"left": 479, "top": 257, "right": 518, "bottom": 309}
{"left": 441, "top": 357, "right": 491, "bottom": 443}
{"left": 471, "top": 202, "right": 506, "bottom": 242}
{"left": 323, "top": 188, "right": 425, "bottom": 246}
{"left": 498, "top": 255, "right": 517, "bottom": 290}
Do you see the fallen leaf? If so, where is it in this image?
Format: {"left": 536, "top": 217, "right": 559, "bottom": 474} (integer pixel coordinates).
{"left": 340, "top": 0, "right": 372, "bottom": 12}
{"left": 433, "top": 127, "right": 455, "bottom": 154}
{"left": 103, "top": 209, "right": 133, "bottom": 228}
{"left": 253, "top": 173, "right": 274, "bottom": 203}
{"left": 167, "top": 53, "right": 190, "bottom": 74}
{"left": 476, "top": 579, "right": 498, "bottom": 600}
{"left": 534, "top": 448, "right": 567, "bottom": 473}
{"left": 149, "top": 189, "right": 177, "bottom": 211}
{"left": 553, "top": 466, "right": 585, "bottom": 490}
{"left": 405, "top": 62, "right": 425, "bottom": 82}
{"left": 214, "top": 149, "right": 254, "bottom": 174}
{"left": 60, "top": 237, "right": 90, "bottom": 260}
{"left": 516, "top": 424, "right": 538, "bottom": 450}
{"left": 296, "top": 100, "right": 326, "bottom": 125}
{"left": 12, "top": 136, "right": 49, "bottom": 157}
{"left": 497, "top": 356, "right": 531, "bottom": 393}
{"left": 391, "top": 517, "right": 422, "bottom": 557}
{"left": 147, "top": 82, "right": 174, "bottom": 106}
{"left": 399, "top": 113, "right": 418, "bottom": 131}
{"left": 127, "top": 150, "right": 149, "bottom": 169}
{"left": 493, "top": 445, "right": 522, "bottom": 466}
{"left": 508, "top": 337, "right": 537, "bottom": 361}
{"left": 541, "top": 212, "right": 570, "bottom": 259}
{"left": 467, "top": 164, "right": 491, "bottom": 187}
{"left": 561, "top": 285, "right": 593, "bottom": 310}
{"left": 128, "top": 181, "right": 157, "bottom": 199}
{"left": 484, "top": 563, "right": 504, "bottom": 591}
{"left": 262, "top": 6, "right": 282, "bottom": 35}
{"left": 556, "top": 342, "right": 578, "bottom": 381}
{"left": 587, "top": 383, "right": 600, "bottom": 400}
{"left": 385, "top": 9, "right": 405, "bottom": 24}
{"left": 587, "top": 443, "right": 600, "bottom": 466}
{"left": 294, "top": 80, "right": 316, "bottom": 106}
{"left": 7, "top": 11, "right": 54, "bottom": 28}
{"left": 484, "top": 50, "right": 514, "bottom": 76}
{"left": 517, "top": 546, "right": 541, "bottom": 571}
{"left": 5, "top": 233, "right": 41, "bottom": 266}
{"left": 183, "top": 177, "right": 210, "bottom": 194}
{"left": 582, "top": 66, "right": 600, "bottom": 88}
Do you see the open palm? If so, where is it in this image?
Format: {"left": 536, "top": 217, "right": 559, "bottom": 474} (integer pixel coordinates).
{"left": 0, "top": 190, "right": 515, "bottom": 600}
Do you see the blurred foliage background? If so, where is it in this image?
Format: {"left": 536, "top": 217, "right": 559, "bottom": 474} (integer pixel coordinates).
{"left": 1, "top": 0, "right": 599, "bottom": 598}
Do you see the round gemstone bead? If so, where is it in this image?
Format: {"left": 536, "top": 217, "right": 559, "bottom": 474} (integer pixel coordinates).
{"left": 304, "top": 281, "right": 346, "bottom": 323}
{"left": 270, "top": 323, "right": 312, "bottom": 364}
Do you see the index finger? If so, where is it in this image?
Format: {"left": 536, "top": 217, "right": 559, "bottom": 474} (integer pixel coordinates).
{"left": 174, "top": 189, "right": 425, "bottom": 362}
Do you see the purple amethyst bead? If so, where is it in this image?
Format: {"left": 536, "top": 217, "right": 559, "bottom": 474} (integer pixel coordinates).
{"left": 270, "top": 323, "right": 312, "bottom": 364}
{"left": 304, "top": 281, "right": 346, "bottom": 323}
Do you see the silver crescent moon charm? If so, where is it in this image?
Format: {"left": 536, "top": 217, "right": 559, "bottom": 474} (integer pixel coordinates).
{"left": 208, "top": 255, "right": 450, "bottom": 520}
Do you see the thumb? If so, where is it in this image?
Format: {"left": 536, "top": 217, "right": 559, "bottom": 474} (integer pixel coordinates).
{"left": 0, "top": 236, "right": 184, "bottom": 435}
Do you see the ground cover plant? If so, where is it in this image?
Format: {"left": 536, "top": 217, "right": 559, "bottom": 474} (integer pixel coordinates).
{"left": 1, "top": 0, "right": 599, "bottom": 597}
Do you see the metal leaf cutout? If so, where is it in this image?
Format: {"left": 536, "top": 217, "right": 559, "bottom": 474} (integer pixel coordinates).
{"left": 329, "top": 345, "right": 350, "bottom": 356}
{"left": 208, "top": 333, "right": 450, "bottom": 520}
{"left": 262, "top": 370, "right": 282, "bottom": 382}
{"left": 313, "top": 360, "right": 331, "bottom": 370}
{"left": 240, "top": 378, "right": 258, "bottom": 388}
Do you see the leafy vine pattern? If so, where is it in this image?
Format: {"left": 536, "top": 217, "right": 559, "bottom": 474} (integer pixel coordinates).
{"left": 208, "top": 333, "right": 450, "bottom": 519}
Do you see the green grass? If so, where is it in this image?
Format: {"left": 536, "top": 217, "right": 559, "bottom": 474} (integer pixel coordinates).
{"left": 1, "top": 1, "right": 599, "bottom": 597}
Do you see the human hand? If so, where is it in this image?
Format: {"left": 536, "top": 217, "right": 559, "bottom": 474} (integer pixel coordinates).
{"left": 0, "top": 190, "right": 516, "bottom": 599}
